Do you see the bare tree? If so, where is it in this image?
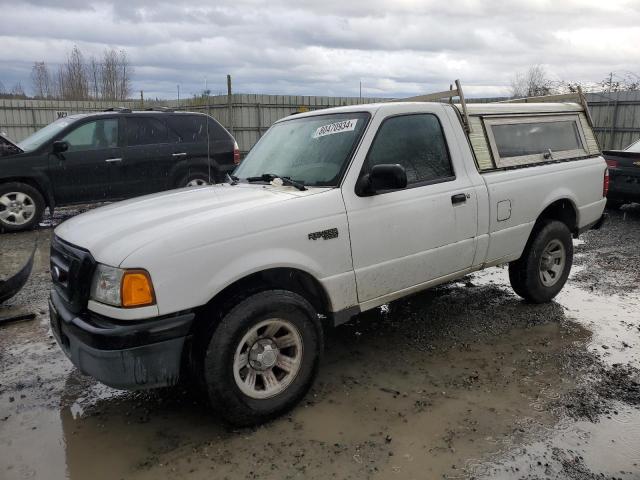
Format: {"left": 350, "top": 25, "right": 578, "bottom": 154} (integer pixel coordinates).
{"left": 31, "top": 61, "right": 52, "bottom": 98}
{"left": 10, "top": 82, "right": 27, "bottom": 98}
{"left": 0, "top": 80, "right": 5, "bottom": 95}
{"left": 100, "top": 48, "right": 133, "bottom": 100}
{"left": 601, "top": 72, "right": 639, "bottom": 92}
{"left": 101, "top": 48, "right": 119, "bottom": 100}
{"left": 63, "top": 45, "right": 89, "bottom": 99}
{"left": 53, "top": 65, "right": 65, "bottom": 99}
{"left": 510, "top": 65, "right": 553, "bottom": 98}
{"left": 88, "top": 55, "right": 101, "bottom": 99}
{"left": 117, "top": 49, "right": 132, "bottom": 100}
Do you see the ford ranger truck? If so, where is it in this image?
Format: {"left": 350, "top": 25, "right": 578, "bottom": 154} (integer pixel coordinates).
{"left": 49, "top": 93, "right": 607, "bottom": 426}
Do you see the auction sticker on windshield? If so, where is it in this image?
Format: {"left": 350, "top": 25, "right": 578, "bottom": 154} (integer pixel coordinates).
{"left": 312, "top": 119, "right": 358, "bottom": 139}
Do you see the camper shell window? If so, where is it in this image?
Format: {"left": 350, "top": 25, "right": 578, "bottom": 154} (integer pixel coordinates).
{"left": 484, "top": 114, "right": 589, "bottom": 168}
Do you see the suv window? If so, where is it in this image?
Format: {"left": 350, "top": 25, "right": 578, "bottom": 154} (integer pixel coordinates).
{"left": 127, "top": 117, "right": 168, "bottom": 146}
{"left": 167, "top": 115, "right": 226, "bottom": 143}
{"left": 62, "top": 119, "right": 118, "bottom": 152}
{"left": 366, "top": 114, "right": 454, "bottom": 185}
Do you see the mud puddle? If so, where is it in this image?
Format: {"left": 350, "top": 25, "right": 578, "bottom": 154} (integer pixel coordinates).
{"left": 0, "top": 272, "right": 623, "bottom": 480}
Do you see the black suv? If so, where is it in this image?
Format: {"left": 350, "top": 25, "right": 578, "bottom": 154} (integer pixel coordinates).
{"left": 0, "top": 109, "right": 239, "bottom": 232}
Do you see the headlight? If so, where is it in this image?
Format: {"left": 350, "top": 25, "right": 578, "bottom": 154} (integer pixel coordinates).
{"left": 90, "top": 264, "right": 155, "bottom": 308}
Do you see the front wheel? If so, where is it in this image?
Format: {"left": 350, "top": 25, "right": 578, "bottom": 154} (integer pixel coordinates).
{"left": 0, "top": 182, "right": 45, "bottom": 232}
{"left": 508, "top": 220, "right": 573, "bottom": 303}
{"left": 198, "top": 290, "right": 322, "bottom": 426}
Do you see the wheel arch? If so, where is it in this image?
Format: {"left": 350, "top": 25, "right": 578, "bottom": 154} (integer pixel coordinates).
{"left": 196, "top": 267, "right": 332, "bottom": 327}
{"left": 0, "top": 176, "right": 54, "bottom": 209}
{"left": 534, "top": 197, "right": 579, "bottom": 235}
{"left": 171, "top": 161, "right": 220, "bottom": 188}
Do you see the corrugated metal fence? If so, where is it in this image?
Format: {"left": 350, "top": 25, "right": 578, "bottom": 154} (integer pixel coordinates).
{"left": 585, "top": 91, "right": 640, "bottom": 150}
{"left": 1, "top": 91, "right": 639, "bottom": 153}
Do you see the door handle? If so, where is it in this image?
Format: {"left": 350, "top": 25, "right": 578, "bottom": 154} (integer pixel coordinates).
{"left": 105, "top": 157, "right": 123, "bottom": 163}
{"left": 451, "top": 193, "right": 467, "bottom": 205}
{"left": 172, "top": 152, "right": 187, "bottom": 157}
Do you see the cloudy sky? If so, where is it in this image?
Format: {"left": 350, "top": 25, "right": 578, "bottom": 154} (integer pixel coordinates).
{"left": 1, "top": 0, "right": 639, "bottom": 99}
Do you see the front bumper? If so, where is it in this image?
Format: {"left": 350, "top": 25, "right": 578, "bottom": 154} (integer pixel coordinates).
{"left": 49, "top": 290, "right": 195, "bottom": 390}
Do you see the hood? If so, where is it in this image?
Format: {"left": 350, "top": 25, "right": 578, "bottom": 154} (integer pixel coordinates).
{"left": 0, "top": 133, "right": 23, "bottom": 157}
{"left": 55, "top": 184, "right": 325, "bottom": 266}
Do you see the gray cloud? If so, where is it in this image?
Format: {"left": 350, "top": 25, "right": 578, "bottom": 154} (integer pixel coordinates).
{"left": 0, "top": 0, "right": 639, "bottom": 98}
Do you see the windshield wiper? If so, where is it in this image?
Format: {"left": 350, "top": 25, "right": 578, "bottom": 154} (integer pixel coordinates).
{"left": 245, "top": 173, "right": 307, "bottom": 191}
{"left": 226, "top": 173, "right": 239, "bottom": 185}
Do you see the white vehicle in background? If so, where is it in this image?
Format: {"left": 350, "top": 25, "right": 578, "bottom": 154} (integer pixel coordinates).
{"left": 49, "top": 82, "right": 607, "bottom": 425}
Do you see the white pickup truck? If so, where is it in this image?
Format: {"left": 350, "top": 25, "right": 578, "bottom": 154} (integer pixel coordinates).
{"left": 49, "top": 87, "right": 607, "bottom": 425}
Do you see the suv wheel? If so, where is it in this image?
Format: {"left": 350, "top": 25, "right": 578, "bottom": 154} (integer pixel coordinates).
{"left": 197, "top": 290, "right": 322, "bottom": 426}
{"left": 508, "top": 220, "right": 573, "bottom": 303}
{"left": 0, "top": 182, "right": 45, "bottom": 232}
{"left": 181, "top": 172, "right": 215, "bottom": 188}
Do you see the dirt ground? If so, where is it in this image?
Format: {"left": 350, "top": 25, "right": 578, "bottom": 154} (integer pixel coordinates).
{"left": 1, "top": 204, "right": 639, "bottom": 480}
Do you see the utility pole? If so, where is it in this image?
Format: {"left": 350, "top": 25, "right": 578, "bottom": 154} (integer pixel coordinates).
{"left": 227, "top": 74, "right": 234, "bottom": 136}
{"left": 140, "top": 90, "right": 144, "bottom": 108}
{"left": 609, "top": 72, "right": 613, "bottom": 93}
{"left": 177, "top": 84, "right": 180, "bottom": 106}
{"left": 359, "top": 81, "right": 362, "bottom": 103}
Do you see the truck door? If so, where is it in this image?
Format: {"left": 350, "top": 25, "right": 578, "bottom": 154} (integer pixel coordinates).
{"left": 343, "top": 110, "right": 478, "bottom": 303}
{"left": 49, "top": 117, "right": 120, "bottom": 204}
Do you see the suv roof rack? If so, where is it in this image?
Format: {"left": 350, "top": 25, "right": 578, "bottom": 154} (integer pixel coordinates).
{"left": 144, "top": 106, "right": 175, "bottom": 112}
{"left": 103, "top": 107, "right": 132, "bottom": 113}
{"left": 397, "top": 79, "right": 472, "bottom": 133}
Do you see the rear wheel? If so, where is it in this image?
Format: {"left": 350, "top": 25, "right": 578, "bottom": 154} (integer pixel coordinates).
{"left": 180, "top": 171, "right": 217, "bottom": 188}
{"left": 508, "top": 220, "right": 573, "bottom": 303}
{"left": 0, "top": 182, "right": 45, "bottom": 232}
{"left": 197, "top": 290, "right": 322, "bottom": 426}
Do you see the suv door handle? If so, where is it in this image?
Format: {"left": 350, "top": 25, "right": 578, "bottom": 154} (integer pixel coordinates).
{"left": 451, "top": 193, "right": 467, "bottom": 205}
{"left": 172, "top": 152, "right": 187, "bottom": 157}
{"left": 105, "top": 157, "right": 123, "bottom": 163}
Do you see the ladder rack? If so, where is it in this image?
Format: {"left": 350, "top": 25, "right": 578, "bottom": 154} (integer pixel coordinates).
{"left": 397, "top": 79, "right": 472, "bottom": 133}
{"left": 497, "top": 86, "right": 595, "bottom": 128}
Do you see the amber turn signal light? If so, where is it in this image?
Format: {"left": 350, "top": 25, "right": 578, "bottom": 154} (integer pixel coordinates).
{"left": 121, "top": 270, "right": 155, "bottom": 307}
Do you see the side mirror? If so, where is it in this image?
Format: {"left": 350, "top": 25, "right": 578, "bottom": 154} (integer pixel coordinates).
{"left": 52, "top": 140, "right": 69, "bottom": 154}
{"left": 357, "top": 164, "right": 407, "bottom": 195}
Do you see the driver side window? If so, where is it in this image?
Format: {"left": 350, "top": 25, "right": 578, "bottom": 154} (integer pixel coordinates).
{"left": 62, "top": 119, "right": 119, "bottom": 152}
{"left": 366, "top": 114, "right": 454, "bottom": 186}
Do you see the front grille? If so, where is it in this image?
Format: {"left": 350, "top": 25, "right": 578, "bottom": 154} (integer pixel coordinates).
{"left": 50, "top": 235, "right": 96, "bottom": 314}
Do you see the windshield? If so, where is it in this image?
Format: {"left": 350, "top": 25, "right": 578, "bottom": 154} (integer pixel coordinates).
{"left": 625, "top": 138, "right": 640, "bottom": 153}
{"left": 234, "top": 112, "right": 370, "bottom": 187}
{"left": 17, "top": 118, "right": 75, "bottom": 152}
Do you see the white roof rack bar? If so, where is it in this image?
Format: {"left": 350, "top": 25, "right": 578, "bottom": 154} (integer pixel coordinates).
{"left": 497, "top": 87, "right": 596, "bottom": 130}
{"left": 397, "top": 79, "right": 472, "bottom": 133}
{"left": 498, "top": 92, "right": 581, "bottom": 103}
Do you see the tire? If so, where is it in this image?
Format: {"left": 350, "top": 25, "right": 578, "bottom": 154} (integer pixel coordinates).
{"left": 179, "top": 171, "right": 216, "bottom": 188}
{"left": 508, "top": 220, "right": 573, "bottom": 303}
{"left": 197, "top": 290, "right": 322, "bottom": 426}
{"left": 0, "top": 182, "right": 45, "bottom": 233}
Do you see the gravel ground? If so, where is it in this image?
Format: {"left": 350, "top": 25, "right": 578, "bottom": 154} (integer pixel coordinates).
{"left": 0, "top": 203, "right": 639, "bottom": 480}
